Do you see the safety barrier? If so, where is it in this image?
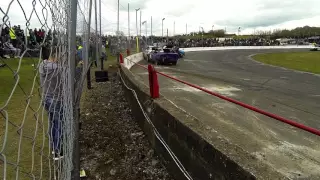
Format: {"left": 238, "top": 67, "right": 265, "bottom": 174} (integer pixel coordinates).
{"left": 120, "top": 53, "right": 320, "bottom": 136}
{"left": 180, "top": 45, "right": 314, "bottom": 52}
{"left": 119, "top": 50, "right": 320, "bottom": 179}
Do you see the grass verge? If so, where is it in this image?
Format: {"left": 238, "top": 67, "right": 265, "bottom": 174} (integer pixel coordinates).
{"left": 0, "top": 57, "right": 50, "bottom": 179}
{"left": 0, "top": 48, "right": 137, "bottom": 179}
{"left": 253, "top": 51, "right": 320, "bottom": 74}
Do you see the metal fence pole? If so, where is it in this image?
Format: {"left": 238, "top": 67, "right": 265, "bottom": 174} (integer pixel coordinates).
{"left": 70, "top": 0, "right": 78, "bottom": 178}
{"left": 99, "top": 0, "right": 103, "bottom": 70}
{"left": 86, "top": 0, "right": 93, "bottom": 89}
{"left": 140, "top": 11, "right": 142, "bottom": 36}
{"left": 117, "top": 0, "right": 120, "bottom": 62}
{"left": 95, "top": 0, "right": 99, "bottom": 68}
{"left": 128, "top": 3, "right": 130, "bottom": 50}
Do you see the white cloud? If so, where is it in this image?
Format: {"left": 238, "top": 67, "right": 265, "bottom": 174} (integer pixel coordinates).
{"left": 1, "top": 0, "right": 320, "bottom": 36}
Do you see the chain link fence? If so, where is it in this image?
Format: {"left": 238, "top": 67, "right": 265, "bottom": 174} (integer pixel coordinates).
{"left": 0, "top": 0, "right": 94, "bottom": 179}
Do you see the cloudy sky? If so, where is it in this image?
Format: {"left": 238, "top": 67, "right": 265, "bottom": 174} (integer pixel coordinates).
{"left": 1, "top": 0, "right": 320, "bottom": 36}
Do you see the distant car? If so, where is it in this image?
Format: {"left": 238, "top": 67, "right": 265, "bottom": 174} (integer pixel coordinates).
{"left": 310, "top": 43, "right": 319, "bottom": 51}
{"left": 143, "top": 46, "right": 155, "bottom": 61}
{"left": 149, "top": 46, "right": 179, "bottom": 65}
{"left": 170, "top": 46, "right": 185, "bottom": 58}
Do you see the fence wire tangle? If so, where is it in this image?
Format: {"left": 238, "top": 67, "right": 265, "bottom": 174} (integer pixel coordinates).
{"left": 0, "top": 0, "right": 92, "bottom": 179}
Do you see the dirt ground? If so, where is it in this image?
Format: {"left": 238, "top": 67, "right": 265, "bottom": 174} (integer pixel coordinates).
{"left": 80, "top": 71, "right": 173, "bottom": 180}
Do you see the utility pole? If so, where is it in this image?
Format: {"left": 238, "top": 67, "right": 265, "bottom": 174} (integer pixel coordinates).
{"left": 151, "top": 16, "right": 153, "bottom": 44}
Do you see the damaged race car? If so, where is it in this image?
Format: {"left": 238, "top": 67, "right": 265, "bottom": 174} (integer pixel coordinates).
{"left": 143, "top": 45, "right": 156, "bottom": 61}
{"left": 310, "top": 43, "right": 319, "bottom": 51}
{"left": 149, "top": 45, "right": 180, "bottom": 65}
{"left": 171, "top": 46, "right": 185, "bottom": 58}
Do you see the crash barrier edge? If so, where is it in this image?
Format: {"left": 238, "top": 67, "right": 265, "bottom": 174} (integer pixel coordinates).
{"left": 119, "top": 66, "right": 274, "bottom": 180}
{"left": 180, "top": 45, "right": 314, "bottom": 52}
{"left": 120, "top": 51, "right": 320, "bottom": 136}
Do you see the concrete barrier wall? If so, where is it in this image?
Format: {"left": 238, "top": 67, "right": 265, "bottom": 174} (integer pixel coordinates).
{"left": 120, "top": 50, "right": 290, "bottom": 179}
{"left": 120, "top": 67, "right": 265, "bottom": 180}
{"left": 181, "top": 45, "right": 313, "bottom": 52}
{"left": 123, "top": 52, "right": 144, "bottom": 69}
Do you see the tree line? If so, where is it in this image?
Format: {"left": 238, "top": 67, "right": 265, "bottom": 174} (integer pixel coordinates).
{"left": 176, "top": 26, "right": 320, "bottom": 39}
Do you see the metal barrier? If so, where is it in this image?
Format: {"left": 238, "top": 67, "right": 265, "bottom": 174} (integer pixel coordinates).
{"left": 121, "top": 60, "right": 320, "bottom": 137}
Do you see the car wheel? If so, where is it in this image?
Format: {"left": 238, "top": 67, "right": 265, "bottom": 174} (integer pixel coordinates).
{"left": 148, "top": 54, "right": 151, "bottom": 62}
{"left": 172, "top": 62, "right": 177, "bottom": 65}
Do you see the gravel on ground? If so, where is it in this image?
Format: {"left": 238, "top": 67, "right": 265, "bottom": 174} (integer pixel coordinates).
{"left": 80, "top": 72, "right": 173, "bottom": 180}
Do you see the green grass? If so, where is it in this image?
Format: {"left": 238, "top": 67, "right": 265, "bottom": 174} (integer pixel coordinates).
{"left": 0, "top": 48, "right": 137, "bottom": 179}
{"left": 0, "top": 58, "right": 51, "bottom": 179}
{"left": 253, "top": 51, "right": 320, "bottom": 74}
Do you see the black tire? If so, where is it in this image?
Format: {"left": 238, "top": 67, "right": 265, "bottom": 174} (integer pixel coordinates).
{"left": 172, "top": 62, "right": 177, "bottom": 65}
{"left": 162, "top": 57, "right": 165, "bottom": 65}
{"left": 147, "top": 54, "right": 151, "bottom": 62}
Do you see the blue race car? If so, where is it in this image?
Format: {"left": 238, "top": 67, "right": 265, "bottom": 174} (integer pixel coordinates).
{"left": 149, "top": 46, "right": 180, "bottom": 65}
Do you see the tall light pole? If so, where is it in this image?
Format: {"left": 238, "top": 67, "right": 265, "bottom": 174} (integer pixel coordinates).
{"left": 212, "top": 25, "right": 214, "bottom": 37}
{"left": 135, "top": 8, "right": 140, "bottom": 36}
{"left": 140, "top": 11, "right": 142, "bottom": 36}
{"left": 201, "top": 26, "right": 204, "bottom": 47}
{"left": 151, "top": 16, "right": 153, "bottom": 44}
{"left": 162, "top": 18, "right": 165, "bottom": 38}
{"left": 128, "top": 3, "right": 130, "bottom": 49}
{"left": 142, "top": 21, "right": 148, "bottom": 38}
{"left": 173, "top": 21, "right": 175, "bottom": 36}
{"left": 186, "top": 23, "right": 187, "bottom": 35}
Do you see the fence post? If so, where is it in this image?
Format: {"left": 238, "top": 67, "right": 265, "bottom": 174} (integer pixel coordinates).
{"left": 119, "top": 53, "right": 124, "bottom": 63}
{"left": 148, "top": 64, "right": 159, "bottom": 98}
{"left": 70, "top": 0, "right": 79, "bottom": 178}
{"left": 86, "top": 0, "right": 93, "bottom": 89}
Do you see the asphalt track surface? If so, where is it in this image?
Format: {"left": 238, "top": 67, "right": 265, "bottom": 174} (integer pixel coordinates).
{"left": 130, "top": 49, "right": 320, "bottom": 179}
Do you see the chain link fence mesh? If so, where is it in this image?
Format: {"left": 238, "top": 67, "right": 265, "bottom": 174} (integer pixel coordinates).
{"left": 0, "top": 0, "right": 93, "bottom": 179}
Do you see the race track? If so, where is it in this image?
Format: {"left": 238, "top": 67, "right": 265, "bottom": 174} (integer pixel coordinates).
{"left": 130, "top": 49, "right": 320, "bottom": 179}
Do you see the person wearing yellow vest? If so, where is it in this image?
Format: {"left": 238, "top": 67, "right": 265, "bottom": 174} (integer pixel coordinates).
{"left": 9, "top": 28, "right": 17, "bottom": 48}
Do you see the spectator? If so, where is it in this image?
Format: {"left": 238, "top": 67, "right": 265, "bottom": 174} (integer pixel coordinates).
{"left": 3, "top": 40, "right": 21, "bottom": 58}
{"left": 101, "top": 44, "right": 106, "bottom": 61}
{"left": 39, "top": 47, "right": 64, "bottom": 160}
{"left": 39, "top": 47, "right": 83, "bottom": 160}
{"left": 9, "top": 27, "right": 17, "bottom": 47}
